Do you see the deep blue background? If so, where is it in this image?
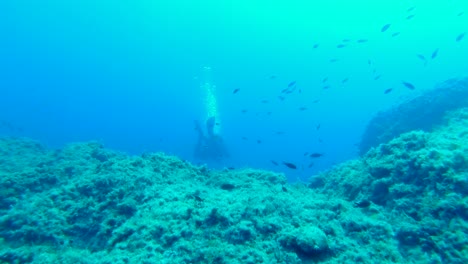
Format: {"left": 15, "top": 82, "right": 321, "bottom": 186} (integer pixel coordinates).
{"left": 1, "top": 0, "right": 467, "bottom": 181}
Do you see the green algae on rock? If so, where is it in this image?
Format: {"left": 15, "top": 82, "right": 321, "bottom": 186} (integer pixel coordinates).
{"left": 0, "top": 109, "right": 467, "bottom": 263}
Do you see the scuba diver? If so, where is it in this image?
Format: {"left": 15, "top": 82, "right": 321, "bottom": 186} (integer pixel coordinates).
{"left": 194, "top": 116, "right": 229, "bottom": 162}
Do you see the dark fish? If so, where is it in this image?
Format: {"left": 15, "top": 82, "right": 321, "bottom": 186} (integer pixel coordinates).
{"left": 354, "top": 200, "right": 371, "bottom": 208}
{"left": 406, "top": 14, "right": 415, "bottom": 20}
{"left": 374, "top": 75, "right": 382, "bottom": 80}
{"left": 431, "top": 48, "right": 439, "bottom": 59}
{"left": 267, "top": 111, "right": 272, "bottom": 115}
{"left": 312, "top": 99, "right": 320, "bottom": 103}
{"left": 310, "top": 153, "right": 324, "bottom": 158}
{"left": 323, "top": 85, "right": 330, "bottom": 89}
{"left": 278, "top": 96, "right": 285, "bottom": 101}
{"left": 233, "top": 88, "right": 240, "bottom": 94}
{"left": 283, "top": 162, "right": 297, "bottom": 169}
{"left": 402, "top": 82, "right": 415, "bottom": 90}
{"left": 342, "top": 78, "right": 349, "bottom": 84}
{"left": 288, "top": 81, "right": 297, "bottom": 87}
{"left": 269, "top": 75, "right": 277, "bottom": 79}
{"left": 242, "top": 136, "right": 248, "bottom": 140}
{"left": 456, "top": 32, "right": 466, "bottom": 42}
{"left": 368, "top": 59, "right": 372, "bottom": 65}
{"left": 316, "top": 124, "right": 321, "bottom": 130}
{"left": 261, "top": 99, "right": 269, "bottom": 103}
{"left": 391, "top": 32, "right": 401, "bottom": 37}
{"left": 337, "top": 44, "right": 347, "bottom": 48}
{"left": 282, "top": 186, "right": 288, "bottom": 192}
{"left": 329, "top": 59, "right": 339, "bottom": 63}
{"left": 299, "top": 106, "right": 307, "bottom": 111}
{"left": 281, "top": 88, "right": 289, "bottom": 93}
{"left": 270, "top": 160, "right": 279, "bottom": 166}
{"left": 308, "top": 162, "right": 314, "bottom": 168}
{"left": 457, "top": 12, "right": 464, "bottom": 17}
{"left": 313, "top": 44, "right": 319, "bottom": 49}
{"left": 381, "top": 24, "right": 391, "bottom": 32}
{"left": 342, "top": 39, "right": 351, "bottom": 42}
{"left": 257, "top": 140, "right": 262, "bottom": 144}
{"left": 303, "top": 152, "right": 309, "bottom": 156}
{"left": 241, "top": 109, "right": 248, "bottom": 113}
{"left": 322, "top": 77, "right": 328, "bottom": 83}
{"left": 407, "top": 6, "right": 416, "bottom": 12}
{"left": 357, "top": 39, "right": 368, "bottom": 43}
{"left": 384, "top": 88, "right": 393, "bottom": 94}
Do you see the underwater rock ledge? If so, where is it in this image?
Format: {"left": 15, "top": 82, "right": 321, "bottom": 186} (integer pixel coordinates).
{"left": 359, "top": 77, "right": 468, "bottom": 155}
{"left": 0, "top": 109, "right": 467, "bottom": 263}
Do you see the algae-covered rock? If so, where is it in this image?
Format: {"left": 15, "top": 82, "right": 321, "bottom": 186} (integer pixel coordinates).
{"left": 359, "top": 78, "right": 468, "bottom": 154}
{"left": 0, "top": 107, "right": 467, "bottom": 263}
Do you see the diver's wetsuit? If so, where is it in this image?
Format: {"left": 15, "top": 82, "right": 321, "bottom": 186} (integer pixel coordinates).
{"left": 194, "top": 117, "right": 229, "bottom": 161}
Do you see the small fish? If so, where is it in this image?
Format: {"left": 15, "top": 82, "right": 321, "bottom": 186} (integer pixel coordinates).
{"left": 384, "top": 88, "right": 393, "bottom": 94}
{"left": 266, "top": 112, "right": 272, "bottom": 115}
{"left": 261, "top": 99, "right": 269, "bottom": 104}
{"left": 381, "top": 24, "right": 391, "bottom": 32}
{"left": 431, "top": 48, "right": 439, "bottom": 59}
{"left": 456, "top": 32, "right": 466, "bottom": 42}
{"left": 407, "top": 6, "right": 416, "bottom": 12}
{"left": 270, "top": 160, "right": 279, "bottom": 166}
{"left": 269, "top": 75, "right": 277, "bottom": 79}
{"left": 299, "top": 106, "right": 307, "bottom": 111}
{"left": 329, "top": 59, "right": 339, "bottom": 63}
{"left": 312, "top": 99, "right": 320, "bottom": 104}
{"left": 310, "top": 153, "right": 324, "bottom": 158}
{"left": 357, "top": 39, "right": 368, "bottom": 43}
{"left": 337, "top": 44, "right": 347, "bottom": 48}
{"left": 323, "top": 85, "right": 330, "bottom": 89}
{"left": 282, "top": 186, "right": 288, "bottom": 192}
{"left": 241, "top": 109, "right": 248, "bottom": 113}
{"left": 274, "top": 131, "right": 285, "bottom": 135}
{"left": 257, "top": 140, "right": 262, "bottom": 144}
{"left": 342, "top": 39, "right": 351, "bottom": 42}
{"left": 242, "top": 136, "right": 248, "bottom": 140}
{"left": 457, "top": 12, "right": 464, "bottom": 17}
{"left": 313, "top": 44, "right": 319, "bottom": 49}
{"left": 283, "top": 162, "right": 297, "bottom": 169}
{"left": 288, "top": 81, "right": 297, "bottom": 87}
{"left": 374, "top": 75, "right": 382, "bottom": 80}
{"left": 322, "top": 77, "right": 328, "bottom": 83}
{"left": 303, "top": 152, "right": 309, "bottom": 156}
{"left": 342, "top": 78, "right": 349, "bottom": 84}
{"left": 316, "top": 124, "right": 321, "bottom": 130}
{"left": 416, "top": 54, "right": 427, "bottom": 61}
{"left": 406, "top": 14, "right": 415, "bottom": 20}
{"left": 278, "top": 96, "right": 285, "bottom": 101}
{"left": 354, "top": 200, "right": 371, "bottom": 208}
{"left": 391, "top": 32, "right": 401, "bottom": 37}
{"left": 233, "top": 88, "right": 240, "bottom": 94}
{"left": 308, "top": 162, "right": 314, "bottom": 168}
{"left": 402, "top": 82, "right": 415, "bottom": 90}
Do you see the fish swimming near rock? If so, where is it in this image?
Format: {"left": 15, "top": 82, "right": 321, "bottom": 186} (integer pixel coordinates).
{"left": 282, "top": 162, "right": 297, "bottom": 169}
{"left": 402, "top": 82, "right": 415, "bottom": 90}
{"left": 310, "top": 153, "right": 324, "bottom": 158}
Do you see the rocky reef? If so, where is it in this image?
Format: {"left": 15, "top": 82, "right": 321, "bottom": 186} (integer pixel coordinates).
{"left": 359, "top": 78, "right": 468, "bottom": 155}
{"left": 0, "top": 108, "right": 467, "bottom": 263}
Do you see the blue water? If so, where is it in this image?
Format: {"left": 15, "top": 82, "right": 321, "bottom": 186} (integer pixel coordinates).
{"left": 1, "top": 0, "right": 467, "bottom": 181}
